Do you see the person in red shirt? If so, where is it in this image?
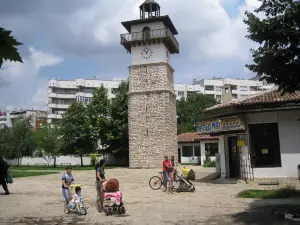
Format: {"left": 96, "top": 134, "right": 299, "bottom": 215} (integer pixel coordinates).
{"left": 162, "top": 155, "right": 173, "bottom": 193}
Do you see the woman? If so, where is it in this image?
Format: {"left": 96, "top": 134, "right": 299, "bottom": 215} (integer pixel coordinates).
{"left": 95, "top": 159, "right": 106, "bottom": 212}
{"left": 0, "top": 157, "right": 10, "bottom": 195}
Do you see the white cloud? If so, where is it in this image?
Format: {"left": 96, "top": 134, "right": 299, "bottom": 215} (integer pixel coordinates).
{"left": 0, "top": 48, "right": 63, "bottom": 111}
{"left": 0, "top": 0, "right": 265, "bottom": 110}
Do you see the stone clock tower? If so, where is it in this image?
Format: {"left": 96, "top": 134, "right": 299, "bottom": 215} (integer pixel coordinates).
{"left": 121, "top": 0, "right": 179, "bottom": 168}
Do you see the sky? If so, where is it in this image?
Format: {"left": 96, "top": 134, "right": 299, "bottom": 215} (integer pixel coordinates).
{"left": 0, "top": 0, "right": 261, "bottom": 111}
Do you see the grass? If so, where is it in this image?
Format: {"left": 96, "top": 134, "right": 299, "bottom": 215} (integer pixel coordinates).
{"left": 10, "top": 165, "right": 120, "bottom": 171}
{"left": 238, "top": 187, "right": 300, "bottom": 199}
{"left": 10, "top": 171, "right": 58, "bottom": 178}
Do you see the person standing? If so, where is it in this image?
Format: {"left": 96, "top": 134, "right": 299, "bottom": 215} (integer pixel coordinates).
{"left": 169, "top": 155, "right": 175, "bottom": 192}
{"left": 95, "top": 159, "right": 106, "bottom": 212}
{"left": 162, "top": 155, "right": 173, "bottom": 193}
{"left": 62, "top": 166, "right": 74, "bottom": 210}
{"left": 0, "top": 157, "right": 10, "bottom": 195}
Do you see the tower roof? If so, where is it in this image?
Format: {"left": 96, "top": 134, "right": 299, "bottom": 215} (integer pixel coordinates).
{"left": 139, "top": 0, "right": 160, "bottom": 12}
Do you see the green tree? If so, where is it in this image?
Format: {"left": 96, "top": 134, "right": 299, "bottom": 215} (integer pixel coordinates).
{"left": 0, "top": 27, "right": 23, "bottom": 68}
{"left": 3, "top": 118, "right": 36, "bottom": 165}
{"left": 60, "top": 102, "right": 96, "bottom": 166}
{"left": 34, "top": 124, "right": 63, "bottom": 167}
{"left": 108, "top": 81, "right": 129, "bottom": 162}
{"left": 176, "top": 93, "right": 216, "bottom": 134}
{"left": 87, "top": 85, "right": 114, "bottom": 147}
{"left": 0, "top": 126, "right": 10, "bottom": 158}
{"left": 244, "top": 0, "right": 300, "bottom": 93}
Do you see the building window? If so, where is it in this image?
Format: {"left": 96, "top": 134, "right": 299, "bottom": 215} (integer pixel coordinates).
{"left": 178, "top": 91, "right": 184, "bottom": 97}
{"left": 194, "top": 145, "right": 201, "bottom": 156}
{"left": 215, "top": 95, "right": 221, "bottom": 101}
{"left": 249, "top": 123, "right": 281, "bottom": 168}
{"left": 232, "top": 94, "right": 238, "bottom": 99}
{"left": 205, "top": 143, "right": 218, "bottom": 157}
{"left": 231, "top": 85, "right": 237, "bottom": 90}
{"left": 142, "top": 26, "right": 151, "bottom": 39}
{"left": 182, "top": 146, "right": 194, "bottom": 157}
{"left": 206, "top": 94, "right": 214, "bottom": 98}
{"left": 250, "top": 86, "right": 259, "bottom": 91}
{"left": 205, "top": 85, "right": 214, "bottom": 91}
{"left": 239, "top": 86, "right": 248, "bottom": 91}
{"left": 111, "top": 88, "right": 119, "bottom": 94}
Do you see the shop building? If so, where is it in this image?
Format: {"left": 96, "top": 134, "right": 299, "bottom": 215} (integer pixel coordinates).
{"left": 197, "top": 87, "right": 300, "bottom": 180}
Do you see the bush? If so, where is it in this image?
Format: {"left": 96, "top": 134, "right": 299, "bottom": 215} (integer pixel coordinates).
{"left": 90, "top": 153, "right": 101, "bottom": 166}
{"left": 203, "top": 151, "right": 216, "bottom": 167}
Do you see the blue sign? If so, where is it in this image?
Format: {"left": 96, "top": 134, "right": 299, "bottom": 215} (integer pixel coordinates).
{"left": 196, "top": 120, "right": 221, "bottom": 133}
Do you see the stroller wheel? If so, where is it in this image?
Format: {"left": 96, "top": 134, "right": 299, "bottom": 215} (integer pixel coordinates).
{"left": 121, "top": 207, "right": 126, "bottom": 214}
{"left": 108, "top": 208, "right": 112, "bottom": 215}
{"left": 176, "top": 188, "right": 181, "bottom": 193}
{"left": 191, "top": 187, "right": 195, "bottom": 192}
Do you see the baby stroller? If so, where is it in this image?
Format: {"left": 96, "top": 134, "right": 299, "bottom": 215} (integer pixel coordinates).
{"left": 103, "top": 179, "right": 126, "bottom": 216}
{"left": 173, "top": 169, "right": 196, "bottom": 192}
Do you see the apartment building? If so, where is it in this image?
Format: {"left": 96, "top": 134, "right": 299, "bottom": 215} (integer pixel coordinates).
{"left": 47, "top": 78, "right": 204, "bottom": 123}
{"left": 47, "top": 77, "right": 274, "bottom": 123}
{"left": 193, "top": 77, "right": 274, "bottom": 102}
{"left": 0, "top": 110, "right": 47, "bottom": 129}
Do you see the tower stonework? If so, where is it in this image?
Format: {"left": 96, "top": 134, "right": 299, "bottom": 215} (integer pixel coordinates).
{"left": 121, "top": 0, "right": 179, "bottom": 168}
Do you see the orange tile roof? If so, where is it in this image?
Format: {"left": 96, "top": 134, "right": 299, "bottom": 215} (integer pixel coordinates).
{"left": 177, "top": 132, "right": 218, "bottom": 143}
{"left": 205, "top": 87, "right": 300, "bottom": 112}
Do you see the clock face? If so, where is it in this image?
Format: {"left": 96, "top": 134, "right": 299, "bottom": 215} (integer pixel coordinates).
{"left": 141, "top": 47, "right": 153, "bottom": 59}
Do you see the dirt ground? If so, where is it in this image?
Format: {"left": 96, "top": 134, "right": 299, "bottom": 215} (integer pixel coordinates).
{"left": 0, "top": 166, "right": 300, "bottom": 225}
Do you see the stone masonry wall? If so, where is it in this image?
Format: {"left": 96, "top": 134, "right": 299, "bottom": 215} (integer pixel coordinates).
{"left": 128, "top": 63, "right": 178, "bottom": 168}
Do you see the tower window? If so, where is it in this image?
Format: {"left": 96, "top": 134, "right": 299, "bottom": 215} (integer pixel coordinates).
{"left": 142, "top": 27, "right": 151, "bottom": 40}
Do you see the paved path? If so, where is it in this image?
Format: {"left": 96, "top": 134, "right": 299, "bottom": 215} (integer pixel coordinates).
{"left": 0, "top": 166, "right": 299, "bottom": 225}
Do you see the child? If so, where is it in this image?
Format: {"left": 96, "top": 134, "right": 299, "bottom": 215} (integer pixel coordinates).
{"left": 62, "top": 166, "right": 74, "bottom": 210}
{"left": 73, "top": 186, "right": 83, "bottom": 205}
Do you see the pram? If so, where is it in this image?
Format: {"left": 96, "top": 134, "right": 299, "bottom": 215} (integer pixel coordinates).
{"left": 102, "top": 179, "right": 126, "bottom": 216}
{"left": 173, "top": 168, "right": 196, "bottom": 192}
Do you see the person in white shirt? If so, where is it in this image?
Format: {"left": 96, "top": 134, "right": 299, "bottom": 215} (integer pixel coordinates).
{"left": 73, "top": 186, "right": 82, "bottom": 204}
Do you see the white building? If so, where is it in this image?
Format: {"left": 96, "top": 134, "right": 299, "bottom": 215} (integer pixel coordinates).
{"left": 48, "top": 77, "right": 273, "bottom": 124}
{"left": 193, "top": 77, "right": 274, "bottom": 102}
{"left": 0, "top": 110, "right": 47, "bottom": 129}
{"left": 177, "top": 132, "right": 219, "bottom": 165}
{"left": 197, "top": 87, "right": 300, "bottom": 179}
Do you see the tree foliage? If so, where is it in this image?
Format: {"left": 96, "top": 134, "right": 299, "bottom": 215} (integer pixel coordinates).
{"left": 1, "top": 118, "right": 35, "bottom": 165}
{"left": 0, "top": 27, "right": 23, "bottom": 68}
{"left": 244, "top": 0, "right": 300, "bottom": 93}
{"left": 34, "top": 124, "right": 63, "bottom": 167}
{"left": 60, "top": 102, "right": 96, "bottom": 166}
{"left": 176, "top": 93, "right": 216, "bottom": 134}
{"left": 87, "top": 85, "right": 114, "bottom": 147}
{"left": 108, "top": 81, "right": 129, "bottom": 160}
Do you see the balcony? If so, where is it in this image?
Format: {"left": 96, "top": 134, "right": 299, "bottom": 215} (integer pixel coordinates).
{"left": 47, "top": 103, "right": 70, "bottom": 109}
{"left": 48, "top": 93, "right": 76, "bottom": 99}
{"left": 120, "top": 28, "right": 179, "bottom": 54}
{"left": 47, "top": 114, "right": 63, "bottom": 119}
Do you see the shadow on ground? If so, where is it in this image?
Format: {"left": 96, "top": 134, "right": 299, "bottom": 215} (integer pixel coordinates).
{"left": 205, "top": 199, "right": 300, "bottom": 225}
{"left": 193, "top": 172, "right": 220, "bottom": 184}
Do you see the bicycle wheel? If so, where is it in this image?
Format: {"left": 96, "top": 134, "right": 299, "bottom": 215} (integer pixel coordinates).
{"left": 149, "top": 176, "right": 163, "bottom": 190}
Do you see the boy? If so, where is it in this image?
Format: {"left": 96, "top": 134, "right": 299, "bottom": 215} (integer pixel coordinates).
{"left": 62, "top": 166, "right": 74, "bottom": 210}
